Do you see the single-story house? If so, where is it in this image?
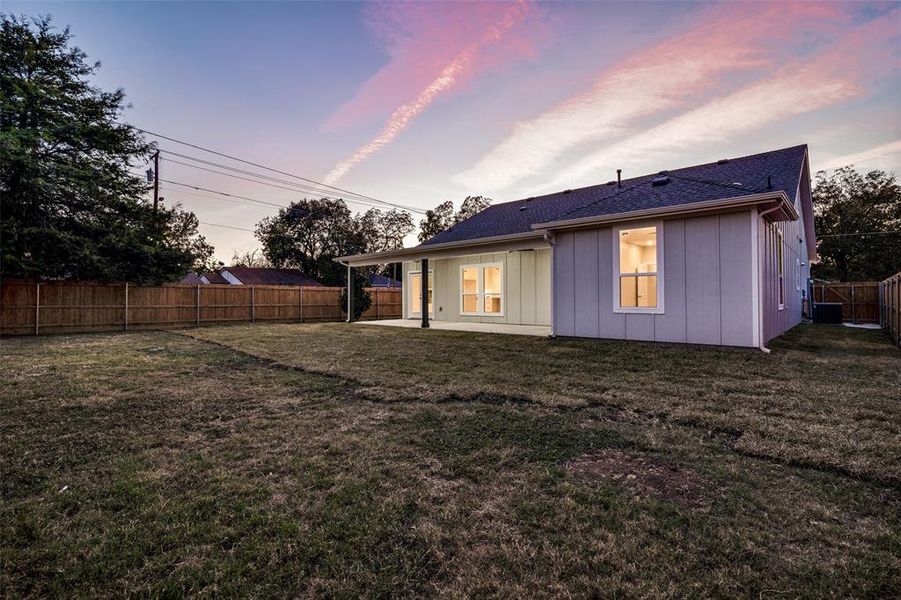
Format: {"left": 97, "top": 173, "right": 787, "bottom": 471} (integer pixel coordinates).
{"left": 200, "top": 271, "right": 228, "bottom": 284}
{"left": 179, "top": 272, "right": 206, "bottom": 285}
{"left": 337, "top": 145, "right": 816, "bottom": 350}
{"left": 217, "top": 267, "right": 322, "bottom": 286}
{"left": 368, "top": 272, "right": 402, "bottom": 288}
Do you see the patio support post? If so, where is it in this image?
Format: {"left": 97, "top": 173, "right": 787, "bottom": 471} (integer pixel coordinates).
{"left": 421, "top": 258, "right": 429, "bottom": 328}
{"left": 346, "top": 264, "right": 353, "bottom": 323}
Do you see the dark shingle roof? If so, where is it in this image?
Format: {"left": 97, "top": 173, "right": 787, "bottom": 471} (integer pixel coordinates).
{"left": 223, "top": 267, "right": 321, "bottom": 286}
{"left": 368, "top": 273, "right": 402, "bottom": 287}
{"left": 203, "top": 271, "right": 229, "bottom": 284}
{"left": 422, "top": 145, "right": 807, "bottom": 245}
{"left": 179, "top": 273, "right": 205, "bottom": 285}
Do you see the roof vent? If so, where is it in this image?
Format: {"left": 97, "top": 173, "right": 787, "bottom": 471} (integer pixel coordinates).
{"left": 518, "top": 205, "right": 528, "bottom": 211}
{"left": 658, "top": 170, "right": 668, "bottom": 175}
{"left": 651, "top": 176, "right": 670, "bottom": 187}
{"left": 606, "top": 180, "right": 616, "bottom": 186}
{"left": 562, "top": 189, "right": 572, "bottom": 194}
{"left": 717, "top": 158, "right": 730, "bottom": 165}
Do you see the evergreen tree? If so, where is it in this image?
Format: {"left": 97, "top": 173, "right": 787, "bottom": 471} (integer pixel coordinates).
{"left": 0, "top": 15, "right": 213, "bottom": 283}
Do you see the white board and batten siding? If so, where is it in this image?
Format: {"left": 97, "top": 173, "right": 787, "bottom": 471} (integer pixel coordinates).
{"left": 403, "top": 249, "right": 551, "bottom": 326}
{"left": 553, "top": 212, "right": 759, "bottom": 347}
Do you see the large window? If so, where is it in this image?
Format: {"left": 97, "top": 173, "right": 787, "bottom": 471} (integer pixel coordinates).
{"left": 460, "top": 263, "right": 503, "bottom": 316}
{"left": 614, "top": 223, "right": 663, "bottom": 313}
{"left": 408, "top": 270, "right": 432, "bottom": 317}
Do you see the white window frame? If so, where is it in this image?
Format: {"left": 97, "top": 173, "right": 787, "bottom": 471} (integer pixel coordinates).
{"left": 459, "top": 262, "right": 504, "bottom": 317}
{"left": 776, "top": 229, "right": 785, "bottom": 310}
{"left": 407, "top": 269, "right": 433, "bottom": 318}
{"left": 612, "top": 221, "right": 665, "bottom": 314}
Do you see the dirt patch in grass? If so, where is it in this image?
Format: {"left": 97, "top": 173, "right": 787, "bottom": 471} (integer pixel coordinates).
{"left": 569, "top": 450, "right": 716, "bottom": 508}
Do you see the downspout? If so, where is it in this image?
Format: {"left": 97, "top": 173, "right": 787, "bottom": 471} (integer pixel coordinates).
{"left": 544, "top": 230, "right": 556, "bottom": 338}
{"left": 756, "top": 205, "right": 783, "bottom": 353}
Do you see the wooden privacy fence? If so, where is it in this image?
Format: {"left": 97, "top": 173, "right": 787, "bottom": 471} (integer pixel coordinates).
{"left": 0, "top": 281, "right": 402, "bottom": 336}
{"left": 810, "top": 280, "right": 880, "bottom": 324}
{"left": 880, "top": 272, "right": 901, "bottom": 348}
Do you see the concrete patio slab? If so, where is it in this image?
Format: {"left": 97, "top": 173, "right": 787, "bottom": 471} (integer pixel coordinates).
{"left": 358, "top": 319, "right": 551, "bottom": 337}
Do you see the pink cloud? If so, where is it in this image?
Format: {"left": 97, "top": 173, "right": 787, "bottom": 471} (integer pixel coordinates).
{"left": 539, "top": 10, "right": 900, "bottom": 191}
{"left": 453, "top": 1, "right": 852, "bottom": 192}
{"left": 323, "top": 1, "right": 537, "bottom": 184}
{"left": 323, "top": 0, "right": 539, "bottom": 132}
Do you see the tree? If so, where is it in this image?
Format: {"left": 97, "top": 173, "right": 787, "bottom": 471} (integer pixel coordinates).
{"left": 255, "top": 198, "right": 366, "bottom": 286}
{"left": 455, "top": 195, "right": 491, "bottom": 224}
{"left": 812, "top": 167, "right": 901, "bottom": 281}
{"left": 0, "top": 15, "right": 213, "bottom": 283}
{"left": 230, "top": 249, "right": 271, "bottom": 268}
{"left": 340, "top": 271, "right": 372, "bottom": 321}
{"left": 417, "top": 196, "right": 491, "bottom": 242}
{"left": 254, "top": 197, "right": 371, "bottom": 317}
{"left": 359, "top": 207, "right": 413, "bottom": 283}
{"left": 418, "top": 200, "right": 455, "bottom": 242}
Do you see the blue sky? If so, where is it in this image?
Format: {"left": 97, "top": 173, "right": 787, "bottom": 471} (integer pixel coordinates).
{"left": 6, "top": 1, "right": 900, "bottom": 261}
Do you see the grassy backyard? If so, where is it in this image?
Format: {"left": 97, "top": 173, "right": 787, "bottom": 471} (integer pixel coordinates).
{"left": 2, "top": 323, "right": 899, "bottom": 597}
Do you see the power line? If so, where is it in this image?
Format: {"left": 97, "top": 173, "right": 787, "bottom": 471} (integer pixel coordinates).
{"left": 132, "top": 126, "right": 420, "bottom": 214}
{"left": 161, "top": 180, "right": 288, "bottom": 209}
{"left": 160, "top": 150, "right": 423, "bottom": 213}
{"left": 199, "top": 221, "right": 255, "bottom": 232}
{"left": 161, "top": 157, "right": 423, "bottom": 213}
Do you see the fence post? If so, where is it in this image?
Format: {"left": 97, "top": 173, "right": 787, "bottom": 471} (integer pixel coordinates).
{"left": 251, "top": 286, "right": 255, "bottom": 323}
{"left": 299, "top": 286, "right": 304, "bottom": 323}
{"left": 34, "top": 282, "right": 40, "bottom": 336}
{"left": 124, "top": 282, "right": 129, "bottom": 331}
{"left": 196, "top": 285, "right": 201, "bottom": 326}
{"left": 850, "top": 284, "right": 856, "bottom": 323}
{"left": 376, "top": 288, "right": 380, "bottom": 320}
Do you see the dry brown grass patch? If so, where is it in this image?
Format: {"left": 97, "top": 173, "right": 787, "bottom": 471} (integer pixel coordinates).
{"left": 569, "top": 449, "right": 716, "bottom": 508}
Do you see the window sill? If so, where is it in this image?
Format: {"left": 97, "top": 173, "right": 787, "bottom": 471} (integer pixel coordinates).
{"left": 460, "top": 312, "right": 505, "bottom": 318}
{"left": 613, "top": 307, "right": 664, "bottom": 315}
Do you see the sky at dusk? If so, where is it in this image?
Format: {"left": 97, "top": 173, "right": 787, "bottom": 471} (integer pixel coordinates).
{"left": 7, "top": 1, "right": 900, "bottom": 262}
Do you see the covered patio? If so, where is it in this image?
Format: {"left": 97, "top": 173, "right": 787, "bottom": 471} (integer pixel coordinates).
{"left": 358, "top": 319, "right": 551, "bottom": 337}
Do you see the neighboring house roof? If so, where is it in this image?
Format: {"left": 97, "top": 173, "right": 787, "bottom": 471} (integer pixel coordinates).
{"left": 422, "top": 145, "right": 808, "bottom": 246}
{"left": 221, "top": 267, "right": 322, "bottom": 286}
{"left": 202, "top": 271, "right": 229, "bottom": 284}
{"left": 368, "top": 273, "right": 402, "bottom": 288}
{"left": 179, "top": 273, "right": 205, "bottom": 285}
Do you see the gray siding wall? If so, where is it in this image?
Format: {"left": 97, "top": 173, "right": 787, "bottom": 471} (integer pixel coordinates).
{"left": 553, "top": 211, "right": 756, "bottom": 347}
{"left": 760, "top": 214, "right": 806, "bottom": 343}
{"left": 403, "top": 249, "right": 551, "bottom": 325}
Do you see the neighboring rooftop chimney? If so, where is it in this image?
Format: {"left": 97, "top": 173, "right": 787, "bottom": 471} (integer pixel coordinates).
{"left": 616, "top": 169, "right": 622, "bottom": 188}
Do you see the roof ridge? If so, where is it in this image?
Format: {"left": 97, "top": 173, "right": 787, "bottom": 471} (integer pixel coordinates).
{"left": 487, "top": 143, "right": 808, "bottom": 210}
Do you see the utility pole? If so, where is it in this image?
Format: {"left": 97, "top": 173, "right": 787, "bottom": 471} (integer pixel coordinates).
{"left": 152, "top": 150, "right": 160, "bottom": 214}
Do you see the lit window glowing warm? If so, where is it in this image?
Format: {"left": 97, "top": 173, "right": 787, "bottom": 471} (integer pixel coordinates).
{"left": 618, "top": 226, "right": 658, "bottom": 309}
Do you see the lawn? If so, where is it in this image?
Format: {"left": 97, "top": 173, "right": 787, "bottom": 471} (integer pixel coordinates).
{"left": 2, "top": 323, "right": 899, "bottom": 597}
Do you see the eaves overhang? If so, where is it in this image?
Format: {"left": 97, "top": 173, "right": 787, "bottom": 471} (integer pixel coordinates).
{"left": 530, "top": 191, "right": 797, "bottom": 233}
{"left": 335, "top": 231, "right": 546, "bottom": 267}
